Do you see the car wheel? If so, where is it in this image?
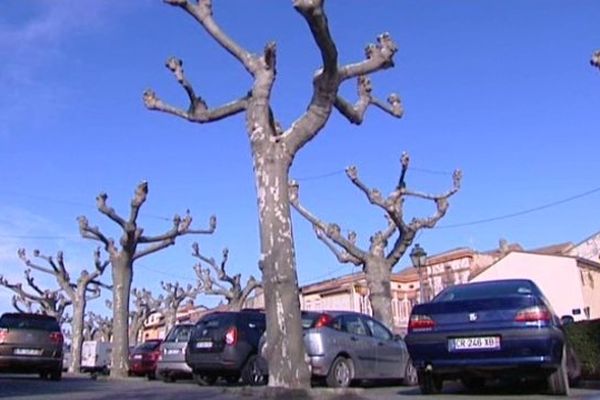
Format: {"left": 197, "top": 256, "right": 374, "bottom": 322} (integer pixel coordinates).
{"left": 326, "top": 356, "right": 354, "bottom": 388}
{"left": 547, "top": 346, "right": 570, "bottom": 396}
{"left": 147, "top": 371, "right": 156, "bottom": 381}
{"left": 418, "top": 370, "right": 442, "bottom": 395}
{"left": 193, "top": 372, "right": 217, "bottom": 386}
{"left": 49, "top": 368, "right": 62, "bottom": 381}
{"left": 461, "top": 376, "right": 485, "bottom": 392}
{"left": 241, "top": 355, "right": 267, "bottom": 386}
{"left": 403, "top": 359, "right": 418, "bottom": 386}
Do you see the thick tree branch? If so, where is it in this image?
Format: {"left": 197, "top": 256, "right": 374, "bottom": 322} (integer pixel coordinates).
{"left": 77, "top": 216, "right": 118, "bottom": 257}
{"left": 339, "top": 32, "right": 398, "bottom": 81}
{"left": 97, "top": 193, "right": 128, "bottom": 229}
{"left": 289, "top": 180, "right": 368, "bottom": 262}
{"left": 164, "top": 0, "right": 256, "bottom": 74}
{"left": 334, "top": 76, "right": 403, "bottom": 124}
{"left": 314, "top": 227, "right": 362, "bottom": 266}
{"left": 17, "top": 248, "right": 54, "bottom": 275}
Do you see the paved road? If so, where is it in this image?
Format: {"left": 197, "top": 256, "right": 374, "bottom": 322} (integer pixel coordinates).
{"left": 1, "top": 374, "right": 599, "bottom": 400}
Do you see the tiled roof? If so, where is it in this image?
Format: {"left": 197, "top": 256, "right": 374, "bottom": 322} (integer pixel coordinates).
{"left": 529, "top": 242, "right": 574, "bottom": 255}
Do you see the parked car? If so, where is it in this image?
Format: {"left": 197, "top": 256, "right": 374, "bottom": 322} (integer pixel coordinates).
{"left": 258, "top": 310, "right": 417, "bottom": 388}
{"left": 405, "top": 279, "right": 578, "bottom": 395}
{"left": 128, "top": 339, "right": 162, "bottom": 380}
{"left": 0, "top": 312, "right": 63, "bottom": 380}
{"left": 157, "top": 323, "right": 194, "bottom": 382}
{"left": 81, "top": 340, "right": 112, "bottom": 375}
{"left": 185, "top": 309, "right": 266, "bottom": 386}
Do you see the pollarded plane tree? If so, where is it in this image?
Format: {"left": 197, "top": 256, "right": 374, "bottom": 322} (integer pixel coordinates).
{"left": 0, "top": 270, "right": 72, "bottom": 323}
{"left": 128, "top": 288, "right": 162, "bottom": 344}
{"left": 88, "top": 311, "right": 113, "bottom": 342}
{"left": 192, "top": 243, "right": 261, "bottom": 311}
{"left": 77, "top": 181, "right": 217, "bottom": 378}
{"left": 159, "top": 280, "right": 199, "bottom": 333}
{"left": 16, "top": 248, "right": 110, "bottom": 373}
{"left": 144, "top": 0, "right": 400, "bottom": 387}
{"left": 289, "top": 153, "right": 461, "bottom": 330}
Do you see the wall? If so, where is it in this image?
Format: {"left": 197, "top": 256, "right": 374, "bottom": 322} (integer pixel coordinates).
{"left": 470, "top": 252, "right": 587, "bottom": 320}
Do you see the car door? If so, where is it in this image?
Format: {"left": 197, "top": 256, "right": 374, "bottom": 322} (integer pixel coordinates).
{"left": 362, "top": 316, "right": 406, "bottom": 379}
{"left": 338, "top": 314, "right": 378, "bottom": 379}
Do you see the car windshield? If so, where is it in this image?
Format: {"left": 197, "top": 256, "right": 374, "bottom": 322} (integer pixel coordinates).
{"left": 0, "top": 314, "right": 60, "bottom": 331}
{"left": 433, "top": 281, "right": 534, "bottom": 302}
{"left": 134, "top": 341, "right": 161, "bottom": 351}
{"left": 165, "top": 325, "right": 193, "bottom": 342}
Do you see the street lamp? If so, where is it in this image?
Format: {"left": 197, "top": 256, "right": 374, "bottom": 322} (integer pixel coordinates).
{"left": 410, "top": 244, "right": 428, "bottom": 303}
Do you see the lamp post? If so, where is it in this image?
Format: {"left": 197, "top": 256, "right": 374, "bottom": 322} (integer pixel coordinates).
{"left": 410, "top": 243, "right": 428, "bottom": 303}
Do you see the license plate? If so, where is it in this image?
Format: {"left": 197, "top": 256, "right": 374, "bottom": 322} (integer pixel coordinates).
{"left": 196, "top": 341, "right": 212, "bottom": 349}
{"left": 14, "top": 348, "right": 42, "bottom": 356}
{"left": 133, "top": 354, "right": 142, "bottom": 359}
{"left": 166, "top": 349, "right": 180, "bottom": 355}
{"left": 449, "top": 336, "right": 500, "bottom": 351}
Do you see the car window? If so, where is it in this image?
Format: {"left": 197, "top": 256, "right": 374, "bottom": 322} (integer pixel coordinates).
{"left": 0, "top": 314, "right": 60, "bottom": 331}
{"left": 363, "top": 317, "right": 392, "bottom": 341}
{"left": 165, "top": 325, "right": 193, "bottom": 342}
{"left": 135, "top": 341, "right": 161, "bottom": 351}
{"left": 433, "top": 281, "right": 534, "bottom": 302}
{"left": 340, "top": 314, "right": 368, "bottom": 336}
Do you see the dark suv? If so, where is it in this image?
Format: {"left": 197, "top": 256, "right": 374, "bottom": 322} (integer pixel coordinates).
{"left": 0, "top": 313, "right": 64, "bottom": 380}
{"left": 186, "top": 310, "right": 266, "bottom": 385}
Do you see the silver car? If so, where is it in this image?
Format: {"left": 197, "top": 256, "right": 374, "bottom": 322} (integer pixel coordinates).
{"left": 260, "top": 311, "right": 417, "bottom": 388}
{"left": 156, "top": 323, "right": 194, "bottom": 382}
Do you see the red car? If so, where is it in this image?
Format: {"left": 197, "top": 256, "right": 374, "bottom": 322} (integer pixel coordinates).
{"left": 128, "top": 339, "right": 162, "bottom": 380}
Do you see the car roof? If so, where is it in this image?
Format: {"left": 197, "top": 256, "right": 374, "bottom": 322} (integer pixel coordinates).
{"left": 0, "top": 312, "right": 58, "bottom": 321}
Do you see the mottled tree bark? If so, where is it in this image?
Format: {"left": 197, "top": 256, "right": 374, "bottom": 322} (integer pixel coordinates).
{"left": 290, "top": 154, "right": 461, "bottom": 330}
{"left": 146, "top": 0, "right": 399, "bottom": 388}
{"left": 78, "top": 181, "right": 216, "bottom": 378}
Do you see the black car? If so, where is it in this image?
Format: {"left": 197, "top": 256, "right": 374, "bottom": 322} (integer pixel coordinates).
{"left": 186, "top": 310, "right": 266, "bottom": 385}
{"left": 0, "top": 312, "right": 64, "bottom": 380}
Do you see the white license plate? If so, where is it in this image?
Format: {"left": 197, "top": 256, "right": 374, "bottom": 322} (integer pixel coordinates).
{"left": 14, "top": 348, "right": 42, "bottom": 356}
{"left": 133, "top": 354, "right": 142, "bottom": 359}
{"left": 449, "top": 336, "right": 500, "bottom": 351}
{"left": 166, "top": 349, "right": 180, "bottom": 355}
{"left": 196, "top": 341, "right": 212, "bottom": 349}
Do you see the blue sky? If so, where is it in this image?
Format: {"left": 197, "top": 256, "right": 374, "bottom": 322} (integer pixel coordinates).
{"left": 1, "top": 1, "right": 599, "bottom": 315}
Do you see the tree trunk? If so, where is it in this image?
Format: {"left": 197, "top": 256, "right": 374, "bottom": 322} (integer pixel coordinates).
{"left": 70, "top": 297, "right": 86, "bottom": 373}
{"left": 253, "top": 150, "right": 311, "bottom": 388}
{"left": 110, "top": 258, "right": 132, "bottom": 378}
{"left": 365, "top": 260, "right": 394, "bottom": 331}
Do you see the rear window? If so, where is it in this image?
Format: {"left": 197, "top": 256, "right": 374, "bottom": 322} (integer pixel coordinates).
{"left": 134, "top": 341, "right": 161, "bottom": 351}
{"left": 165, "top": 325, "right": 193, "bottom": 342}
{"left": 0, "top": 314, "right": 60, "bottom": 331}
{"left": 433, "top": 281, "right": 535, "bottom": 302}
{"left": 301, "top": 312, "right": 322, "bottom": 329}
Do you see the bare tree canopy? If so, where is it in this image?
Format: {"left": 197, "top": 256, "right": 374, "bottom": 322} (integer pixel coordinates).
{"left": 129, "top": 288, "right": 162, "bottom": 344}
{"left": 16, "top": 248, "right": 110, "bottom": 372}
{"left": 158, "top": 281, "right": 198, "bottom": 333}
{"left": 192, "top": 243, "right": 261, "bottom": 311}
{"left": 144, "top": 1, "right": 400, "bottom": 388}
{"left": 77, "top": 181, "right": 216, "bottom": 378}
{"left": 289, "top": 153, "right": 461, "bottom": 329}
{"left": 0, "top": 270, "right": 71, "bottom": 323}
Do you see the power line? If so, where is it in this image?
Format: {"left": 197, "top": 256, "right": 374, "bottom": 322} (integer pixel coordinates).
{"left": 437, "top": 185, "right": 600, "bottom": 229}
{"left": 295, "top": 165, "right": 454, "bottom": 181}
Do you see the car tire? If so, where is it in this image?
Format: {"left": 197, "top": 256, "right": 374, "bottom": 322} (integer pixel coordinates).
{"left": 547, "top": 346, "right": 570, "bottom": 396}
{"left": 147, "top": 371, "right": 156, "bottom": 381}
{"left": 241, "top": 355, "right": 267, "bottom": 386}
{"left": 49, "top": 368, "right": 62, "bottom": 381}
{"left": 403, "top": 359, "right": 418, "bottom": 386}
{"left": 326, "top": 356, "right": 354, "bottom": 388}
{"left": 161, "top": 373, "right": 175, "bottom": 383}
{"left": 193, "top": 372, "right": 217, "bottom": 386}
{"left": 418, "top": 370, "right": 442, "bottom": 395}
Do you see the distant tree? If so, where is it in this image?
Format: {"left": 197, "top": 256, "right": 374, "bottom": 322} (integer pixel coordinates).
{"left": 591, "top": 50, "right": 600, "bottom": 69}
{"left": 144, "top": 1, "right": 400, "bottom": 387}
{"left": 16, "top": 248, "right": 110, "bottom": 373}
{"left": 89, "top": 311, "right": 113, "bottom": 342}
{"left": 128, "top": 288, "right": 162, "bottom": 345}
{"left": 192, "top": 243, "right": 261, "bottom": 311}
{"left": 77, "top": 181, "right": 216, "bottom": 378}
{"left": 0, "top": 270, "right": 71, "bottom": 323}
{"left": 158, "top": 281, "right": 199, "bottom": 333}
{"left": 289, "top": 153, "right": 461, "bottom": 330}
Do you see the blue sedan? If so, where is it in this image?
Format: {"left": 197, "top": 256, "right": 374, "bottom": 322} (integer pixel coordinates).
{"left": 405, "top": 279, "right": 574, "bottom": 396}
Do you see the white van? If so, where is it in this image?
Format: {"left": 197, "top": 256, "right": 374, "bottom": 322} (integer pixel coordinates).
{"left": 80, "top": 340, "right": 112, "bottom": 375}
